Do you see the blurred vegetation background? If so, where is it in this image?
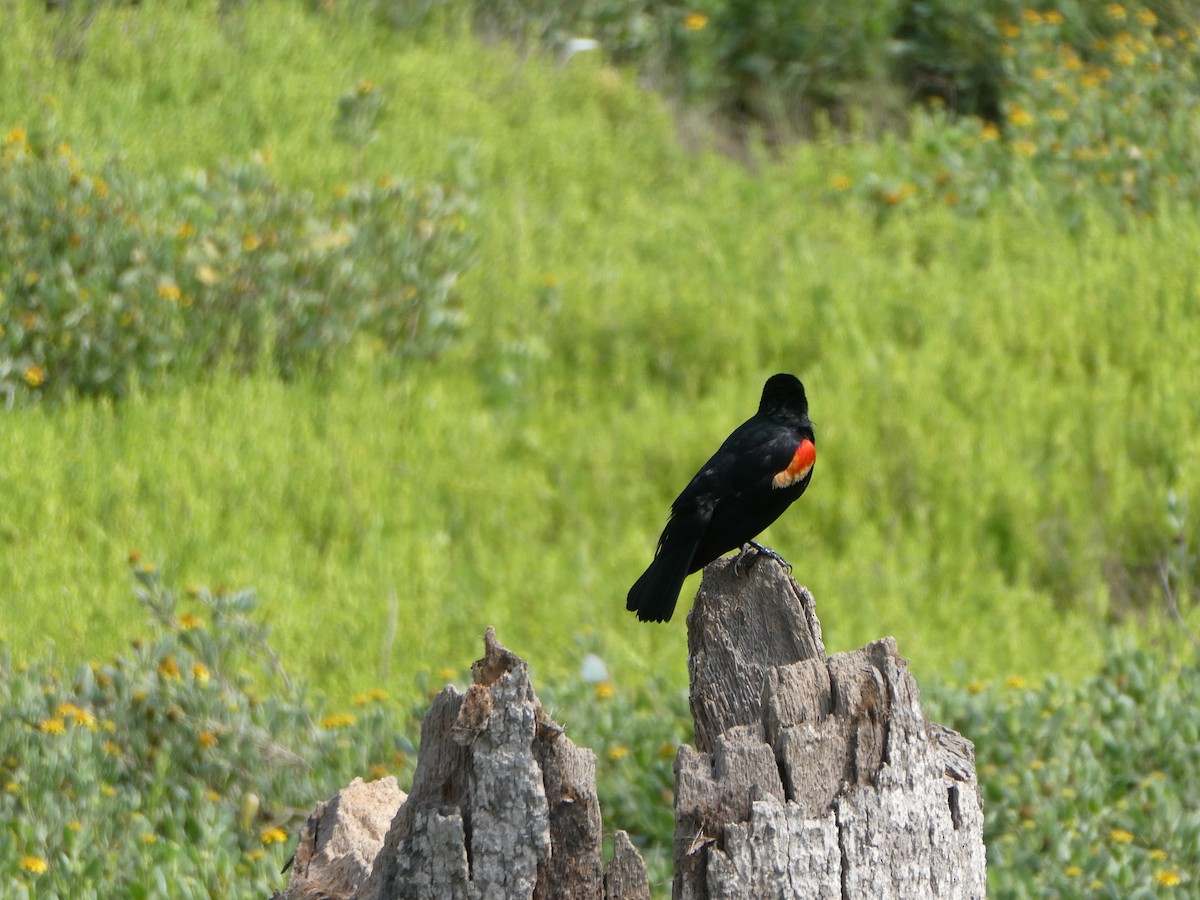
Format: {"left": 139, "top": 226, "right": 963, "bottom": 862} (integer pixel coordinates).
{"left": 1, "top": 0, "right": 1198, "bottom": 895}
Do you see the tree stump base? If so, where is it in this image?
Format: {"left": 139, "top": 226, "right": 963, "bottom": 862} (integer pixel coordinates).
{"left": 277, "top": 556, "right": 985, "bottom": 899}
{"left": 674, "top": 555, "right": 986, "bottom": 898}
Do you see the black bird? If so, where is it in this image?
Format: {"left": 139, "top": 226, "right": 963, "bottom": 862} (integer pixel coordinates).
{"left": 626, "top": 374, "right": 815, "bottom": 623}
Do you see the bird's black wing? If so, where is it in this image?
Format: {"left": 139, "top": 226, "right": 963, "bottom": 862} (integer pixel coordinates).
{"left": 670, "top": 418, "right": 802, "bottom": 515}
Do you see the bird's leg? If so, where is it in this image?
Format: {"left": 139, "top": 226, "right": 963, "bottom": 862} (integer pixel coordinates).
{"left": 746, "top": 541, "right": 792, "bottom": 573}
{"left": 733, "top": 541, "right": 786, "bottom": 577}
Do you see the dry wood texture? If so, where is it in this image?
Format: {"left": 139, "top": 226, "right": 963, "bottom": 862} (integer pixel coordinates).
{"left": 279, "top": 556, "right": 985, "bottom": 899}
{"left": 675, "top": 554, "right": 986, "bottom": 899}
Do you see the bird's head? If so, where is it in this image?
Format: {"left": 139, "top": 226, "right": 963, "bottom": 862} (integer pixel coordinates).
{"left": 758, "top": 373, "right": 808, "bottom": 420}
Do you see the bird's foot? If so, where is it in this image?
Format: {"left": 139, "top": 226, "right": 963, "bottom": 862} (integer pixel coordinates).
{"left": 733, "top": 541, "right": 791, "bottom": 577}
{"left": 732, "top": 544, "right": 755, "bottom": 577}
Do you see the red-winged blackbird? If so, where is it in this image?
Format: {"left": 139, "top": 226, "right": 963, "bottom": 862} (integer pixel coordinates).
{"left": 626, "top": 374, "right": 815, "bottom": 623}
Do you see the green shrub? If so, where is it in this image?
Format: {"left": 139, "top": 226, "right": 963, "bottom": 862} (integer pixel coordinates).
{"left": 998, "top": 4, "right": 1200, "bottom": 220}
{"left": 0, "top": 564, "right": 413, "bottom": 898}
{"left": 168, "top": 151, "right": 475, "bottom": 378}
{"left": 0, "top": 124, "right": 181, "bottom": 402}
{"left": 0, "top": 122, "right": 476, "bottom": 403}
{"left": 926, "top": 641, "right": 1200, "bottom": 896}
{"left": 708, "top": 0, "right": 904, "bottom": 130}
{"left": 809, "top": 2, "right": 1200, "bottom": 225}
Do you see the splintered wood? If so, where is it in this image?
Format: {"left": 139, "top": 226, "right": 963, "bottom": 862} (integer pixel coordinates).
{"left": 675, "top": 555, "right": 986, "bottom": 899}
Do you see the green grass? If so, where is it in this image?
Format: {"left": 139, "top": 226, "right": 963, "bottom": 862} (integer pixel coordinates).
{"left": 3, "top": 0, "right": 1200, "bottom": 709}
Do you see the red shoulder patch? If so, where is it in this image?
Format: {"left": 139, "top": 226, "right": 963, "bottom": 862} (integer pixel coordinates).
{"left": 772, "top": 438, "right": 815, "bottom": 489}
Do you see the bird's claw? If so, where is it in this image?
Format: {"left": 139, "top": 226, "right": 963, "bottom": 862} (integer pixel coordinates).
{"left": 732, "top": 546, "right": 753, "bottom": 577}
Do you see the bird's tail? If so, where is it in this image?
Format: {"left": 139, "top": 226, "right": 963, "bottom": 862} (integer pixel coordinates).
{"left": 626, "top": 527, "right": 698, "bottom": 623}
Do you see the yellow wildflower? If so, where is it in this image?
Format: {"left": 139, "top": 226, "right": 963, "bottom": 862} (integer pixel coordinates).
{"left": 23, "top": 365, "right": 46, "bottom": 388}
{"left": 19, "top": 856, "right": 48, "bottom": 874}
{"left": 981, "top": 122, "right": 1001, "bottom": 141}
{"left": 1109, "top": 828, "right": 1134, "bottom": 844}
{"left": 684, "top": 12, "right": 708, "bottom": 31}
{"left": 179, "top": 613, "right": 203, "bottom": 630}
{"left": 1008, "top": 106, "right": 1034, "bottom": 126}
{"left": 142, "top": 832, "right": 158, "bottom": 844}
{"left": 831, "top": 174, "right": 852, "bottom": 190}
{"left": 1044, "top": 10, "right": 1065, "bottom": 25}
{"left": 1150, "top": 849, "right": 1169, "bottom": 861}
{"left": 158, "top": 655, "right": 180, "bottom": 679}
{"left": 1006, "top": 676, "right": 1027, "bottom": 689}
{"left": 595, "top": 681, "right": 615, "bottom": 700}
{"left": 197, "top": 731, "right": 219, "bottom": 749}
{"left": 58, "top": 703, "right": 96, "bottom": 729}
{"left": 192, "top": 662, "right": 210, "bottom": 683}
{"left": 39, "top": 717, "right": 66, "bottom": 735}
{"left": 1065, "top": 865, "right": 1082, "bottom": 877}
{"left": 157, "top": 281, "right": 181, "bottom": 301}
{"left": 320, "top": 713, "right": 356, "bottom": 729}
{"left": 261, "top": 827, "right": 288, "bottom": 844}
{"left": 1156, "top": 871, "right": 1182, "bottom": 887}
{"left": 1022, "top": 9, "right": 1043, "bottom": 25}
{"left": 1105, "top": 3, "right": 1125, "bottom": 21}
{"left": 607, "top": 745, "right": 630, "bottom": 761}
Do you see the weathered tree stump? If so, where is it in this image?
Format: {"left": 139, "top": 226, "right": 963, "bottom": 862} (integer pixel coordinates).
{"left": 674, "top": 554, "right": 986, "bottom": 898}
{"left": 279, "top": 557, "right": 985, "bottom": 899}
{"left": 277, "top": 627, "right": 650, "bottom": 900}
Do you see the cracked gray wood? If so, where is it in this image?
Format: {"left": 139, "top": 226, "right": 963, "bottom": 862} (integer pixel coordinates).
{"left": 674, "top": 555, "right": 987, "bottom": 899}
{"left": 359, "top": 627, "right": 648, "bottom": 900}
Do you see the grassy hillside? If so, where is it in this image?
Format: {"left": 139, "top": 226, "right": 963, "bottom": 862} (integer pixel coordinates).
{"left": 3, "top": 2, "right": 1200, "bottom": 896}
{"left": 2, "top": 0, "right": 1198, "bottom": 711}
